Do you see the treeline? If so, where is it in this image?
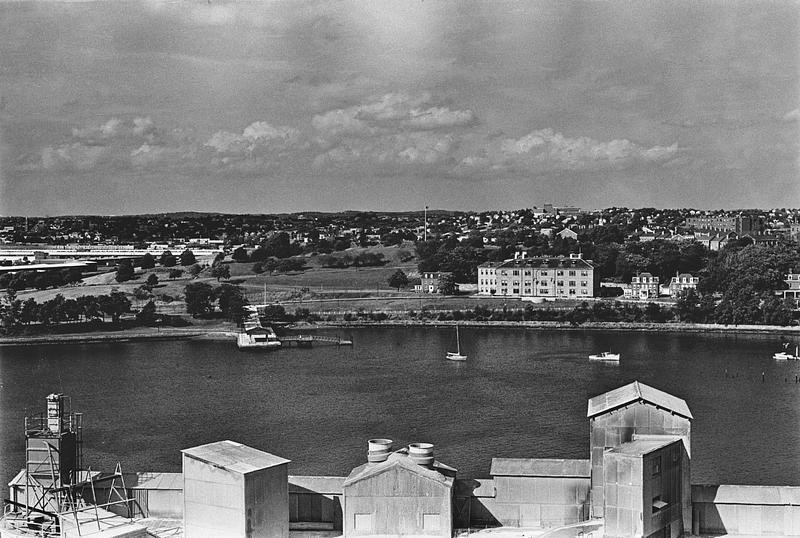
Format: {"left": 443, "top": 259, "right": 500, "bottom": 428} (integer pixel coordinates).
{"left": 324, "top": 297, "right": 795, "bottom": 326}
{"left": 0, "top": 290, "right": 186, "bottom": 335}
{"left": 183, "top": 282, "right": 250, "bottom": 323}
{"left": 318, "top": 252, "right": 385, "bottom": 269}
{"left": 0, "top": 268, "right": 84, "bottom": 291}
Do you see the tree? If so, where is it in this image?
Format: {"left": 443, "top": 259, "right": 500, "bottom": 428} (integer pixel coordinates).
{"left": 184, "top": 282, "right": 215, "bottom": 317}
{"left": 232, "top": 247, "right": 249, "bottom": 263}
{"left": 134, "top": 285, "right": 153, "bottom": 301}
{"left": 99, "top": 291, "right": 131, "bottom": 324}
{"left": 211, "top": 263, "right": 231, "bottom": 281}
{"left": 115, "top": 260, "right": 135, "bottom": 283}
{"left": 136, "top": 300, "right": 158, "bottom": 326}
{"left": 180, "top": 249, "right": 197, "bottom": 266}
{"left": 438, "top": 273, "right": 457, "bottom": 295}
{"left": 146, "top": 273, "right": 159, "bottom": 287}
{"left": 168, "top": 268, "right": 184, "bottom": 279}
{"left": 252, "top": 262, "right": 265, "bottom": 274}
{"left": 187, "top": 263, "right": 202, "bottom": 278}
{"left": 214, "top": 284, "right": 249, "bottom": 324}
{"left": 159, "top": 250, "right": 177, "bottom": 267}
{"left": 388, "top": 269, "right": 408, "bottom": 290}
{"left": 140, "top": 253, "right": 156, "bottom": 269}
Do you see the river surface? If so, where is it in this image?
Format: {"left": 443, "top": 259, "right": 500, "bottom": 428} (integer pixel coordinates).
{"left": 1, "top": 327, "right": 799, "bottom": 490}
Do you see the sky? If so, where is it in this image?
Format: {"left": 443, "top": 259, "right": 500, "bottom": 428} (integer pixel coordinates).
{"left": 0, "top": 0, "right": 798, "bottom": 215}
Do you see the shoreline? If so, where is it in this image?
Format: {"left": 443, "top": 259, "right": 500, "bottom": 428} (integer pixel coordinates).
{"left": 1, "top": 320, "right": 799, "bottom": 346}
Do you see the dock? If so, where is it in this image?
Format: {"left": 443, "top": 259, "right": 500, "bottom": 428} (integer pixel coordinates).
{"left": 279, "top": 335, "right": 353, "bottom": 348}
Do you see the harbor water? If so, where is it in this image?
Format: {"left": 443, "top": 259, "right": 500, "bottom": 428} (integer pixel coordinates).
{"left": 1, "top": 327, "right": 799, "bottom": 490}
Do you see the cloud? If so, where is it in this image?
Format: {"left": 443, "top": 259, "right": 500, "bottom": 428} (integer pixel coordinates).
{"left": 454, "top": 129, "right": 680, "bottom": 175}
{"left": 41, "top": 143, "right": 108, "bottom": 171}
{"left": 205, "top": 121, "right": 301, "bottom": 155}
{"left": 71, "top": 117, "right": 159, "bottom": 143}
{"left": 313, "top": 131, "right": 457, "bottom": 170}
{"left": 783, "top": 108, "right": 800, "bottom": 122}
{"left": 312, "top": 92, "right": 476, "bottom": 139}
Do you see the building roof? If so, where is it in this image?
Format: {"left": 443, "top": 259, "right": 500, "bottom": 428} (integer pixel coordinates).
{"left": 344, "top": 451, "right": 455, "bottom": 488}
{"left": 182, "top": 440, "right": 290, "bottom": 474}
{"left": 479, "top": 256, "right": 593, "bottom": 270}
{"left": 587, "top": 381, "right": 693, "bottom": 420}
{"left": 490, "top": 458, "right": 590, "bottom": 478}
{"left": 606, "top": 437, "right": 680, "bottom": 457}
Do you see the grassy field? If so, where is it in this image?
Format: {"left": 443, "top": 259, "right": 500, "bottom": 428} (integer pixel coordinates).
{"left": 13, "top": 244, "right": 668, "bottom": 319}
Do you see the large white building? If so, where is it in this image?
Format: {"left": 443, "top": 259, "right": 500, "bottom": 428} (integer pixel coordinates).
{"left": 477, "top": 253, "right": 598, "bottom": 298}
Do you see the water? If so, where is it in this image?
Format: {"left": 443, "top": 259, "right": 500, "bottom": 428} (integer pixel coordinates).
{"left": 1, "top": 327, "right": 799, "bottom": 491}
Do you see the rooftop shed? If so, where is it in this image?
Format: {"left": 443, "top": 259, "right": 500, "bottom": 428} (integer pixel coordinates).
{"left": 343, "top": 442, "right": 455, "bottom": 538}
{"left": 182, "top": 440, "right": 290, "bottom": 538}
{"left": 587, "top": 382, "right": 692, "bottom": 519}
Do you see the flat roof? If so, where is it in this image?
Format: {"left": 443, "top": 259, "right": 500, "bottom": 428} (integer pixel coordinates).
{"left": 490, "top": 458, "right": 590, "bottom": 478}
{"left": 587, "top": 381, "right": 692, "bottom": 420}
{"left": 182, "top": 440, "right": 290, "bottom": 474}
{"left": 607, "top": 437, "right": 680, "bottom": 457}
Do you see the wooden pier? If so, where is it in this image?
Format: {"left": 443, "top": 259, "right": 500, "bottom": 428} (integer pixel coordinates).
{"left": 278, "top": 335, "right": 353, "bottom": 348}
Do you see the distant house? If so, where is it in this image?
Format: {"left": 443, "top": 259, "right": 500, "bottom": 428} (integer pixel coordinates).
{"left": 417, "top": 271, "right": 452, "bottom": 294}
{"left": 627, "top": 273, "right": 660, "bottom": 300}
{"left": 557, "top": 228, "right": 578, "bottom": 240}
{"left": 666, "top": 273, "right": 699, "bottom": 298}
{"left": 783, "top": 269, "right": 800, "bottom": 305}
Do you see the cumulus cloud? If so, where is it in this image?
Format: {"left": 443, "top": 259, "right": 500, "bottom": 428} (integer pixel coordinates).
{"left": 312, "top": 92, "right": 475, "bottom": 139}
{"left": 454, "top": 129, "right": 680, "bottom": 175}
{"left": 205, "top": 121, "right": 301, "bottom": 155}
{"left": 313, "top": 131, "right": 457, "bottom": 170}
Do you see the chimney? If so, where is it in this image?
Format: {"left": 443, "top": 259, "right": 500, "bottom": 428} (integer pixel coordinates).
{"left": 408, "top": 442, "right": 434, "bottom": 467}
{"left": 367, "top": 439, "right": 392, "bottom": 463}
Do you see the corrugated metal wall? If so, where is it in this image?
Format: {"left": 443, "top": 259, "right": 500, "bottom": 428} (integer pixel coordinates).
{"left": 692, "top": 485, "right": 800, "bottom": 536}
{"left": 590, "top": 402, "right": 691, "bottom": 518}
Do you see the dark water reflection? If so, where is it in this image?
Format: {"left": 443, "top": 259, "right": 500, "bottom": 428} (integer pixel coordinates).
{"left": 1, "top": 327, "right": 799, "bottom": 489}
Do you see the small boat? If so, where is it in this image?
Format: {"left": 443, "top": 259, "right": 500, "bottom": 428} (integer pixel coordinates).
{"left": 589, "top": 351, "right": 620, "bottom": 361}
{"left": 773, "top": 344, "right": 799, "bottom": 360}
{"left": 237, "top": 321, "right": 282, "bottom": 350}
{"left": 446, "top": 325, "right": 467, "bottom": 361}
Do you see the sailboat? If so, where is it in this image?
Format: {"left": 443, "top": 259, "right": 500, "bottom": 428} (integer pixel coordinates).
{"left": 446, "top": 325, "right": 467, "bottom": 361}
{"left": 773, "top": 343, "right": 799, "bottom": 360}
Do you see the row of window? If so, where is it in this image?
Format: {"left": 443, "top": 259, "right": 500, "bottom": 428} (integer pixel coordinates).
{"left": 479, "top": 269, "right": 590, "bottom": 277}
{"left": 485, "top": 280, "right": 590, "bottom": 287}
{"left": 479, "top": 288, "right": 591, "bottom": 296}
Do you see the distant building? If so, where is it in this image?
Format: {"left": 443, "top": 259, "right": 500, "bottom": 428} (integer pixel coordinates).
{"left": 477, "top": 253, "right": 598, "bottom": 298}
{"left": 685, "top": 214, "right": 765, "bottom": 235}
{"left": 783, "top": 269, "right": 800, "bottom": 305}
{"left": 627, "top": 273, "right": 660, "bottom": 300}
{"left": 666, "top": 273, "right": 699, "bottom": 298}
{"left": 416, "top": 271, "right": 453, "bottom": 294}
{"left": 557, "top": 228, "right": 578, "bottom": 240}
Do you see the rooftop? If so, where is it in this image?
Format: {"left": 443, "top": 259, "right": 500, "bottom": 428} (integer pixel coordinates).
{"left": 607, "top": 437, "right": 681, "bottom": 456}
{"left": 587, "top": 380, "right": 693, "bottom": 420}
{"left": 182, "top": 440, "right": 290, "bottom": 474}
{"left": 490, "top": 458, "right": 590, "bottom": 478}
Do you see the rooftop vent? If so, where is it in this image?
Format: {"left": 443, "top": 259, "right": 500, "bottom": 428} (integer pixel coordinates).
{"left": 408, "top": 442, "right": 434, "bottom": 467}
{"left": 367, "top": 439, "right": 393, "bottom": 463}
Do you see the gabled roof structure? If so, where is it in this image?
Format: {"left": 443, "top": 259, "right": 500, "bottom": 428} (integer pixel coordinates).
{"left": 587, "top": 381, "right": 692, "bottom": 420}
{"left": 344, "top": 452, "right": 456, "bottom": 487}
